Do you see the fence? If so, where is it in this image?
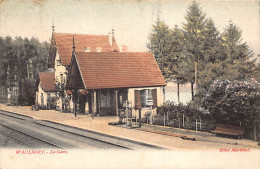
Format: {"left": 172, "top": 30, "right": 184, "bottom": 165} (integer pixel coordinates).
{"left": 152, "top": 116, "right": 215, "bottom": 132}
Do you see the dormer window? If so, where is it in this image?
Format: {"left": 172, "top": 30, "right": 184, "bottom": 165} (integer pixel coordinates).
{"left": 96, "top": 47, "right": 102, "bottom": 52}
{"left": 84, "top": 47, "right": 90, "bottom": 52}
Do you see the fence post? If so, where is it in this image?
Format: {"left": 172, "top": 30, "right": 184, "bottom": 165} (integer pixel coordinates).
{"left": 200, "top": 116, "right": 201, "bottom": 130}
{"left": 167, "top": 111, "right": 169, "bottom": 125}
{"left": 183, "top": 113, "right": 185, "bottom": 128}
{"left": 139, "top": 108, "right": 142, "bottom": 127}
{"left": 135, "top": 112, "right": 137, "bottom": 124}
{"left": 149, "top": 106, "right": 153, "bottom": 125}
{"left": 164, "top": 113, "right": 165, "bottom": 127}
{"left": 125, "top": 100, "right": 128, "bottom": 127}
{"left": 178, "top": 117, "right": 180, "bottom": 128}
{"left": 196, "top": 119, "right": 197, "bottom": 133}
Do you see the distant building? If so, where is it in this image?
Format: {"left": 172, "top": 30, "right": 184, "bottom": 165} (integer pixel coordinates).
{"left": 35, "top": 72, "right": 56, "bottom": 109}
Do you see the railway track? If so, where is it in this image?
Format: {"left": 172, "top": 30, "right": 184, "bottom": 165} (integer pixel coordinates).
{"left": 0, "top": 124, "right": 63, "bottom": 149}
{"left": 34, "top": 122, "right": 132, "bottom": 149}
{"left": 0, "top": 112, "right": 131, "bottom": 149}
{"left": 0, "top": 130, "right": 31, "bottom": 148}
{"left": 0, "top": 110, "right": 32, "bottom": 121}
{"left": 0, "top": 110, "right": 164, "bottom": 150}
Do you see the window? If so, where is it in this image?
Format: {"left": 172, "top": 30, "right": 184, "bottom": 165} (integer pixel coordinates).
{"left": 84, "top": 47, "right": 91, "bottom": 52}
{"left": 96, "top": 47, "right": 102, "bottom": 52}
{"left": 47, "top": 93, "right": 50, "bottom": 102}
{"left": 140, "top": 90, "right": 152, "bottom": 107}
{"left": 135, "top": 89, "right": 157, "bottom": 109}
{"left": 140, "top": 90, "right": 147, "bottom": 107}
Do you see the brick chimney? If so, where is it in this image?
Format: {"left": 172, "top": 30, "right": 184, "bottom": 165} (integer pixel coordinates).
{"left": 109, "top": 29, "right": 114, "bottom": 46}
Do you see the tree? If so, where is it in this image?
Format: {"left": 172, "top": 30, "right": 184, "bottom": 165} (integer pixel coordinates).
{"left": 148, "top": 21, "right": 188, "bottom": 103}
{"left": 202, "top": 79, "right": 260, "bottom": 140}
{"left": 254, "top": 62, "right": 260, "bottom": 82}
{"left": 0, "top": 36, "right": 49, "bottom": 105}
{"left": 194, "top": 21, "right": 257, "bottom": 107}
{"left": 147, "top": 18, "right": 172, "bottom": 80}
{"left": 182, "top": 1, "right": 207, "bottom": 96}
{"left": 222, "top": 21, "right": 253, "bottom": 62}
{"left": 201, "top": 18, "right": 221, "bottom": 64}
{"left": 221, "top": 21, "right": 256, "bottom": 80}
{"left": 165, "top": 25, "right": 187, "bottom": 103}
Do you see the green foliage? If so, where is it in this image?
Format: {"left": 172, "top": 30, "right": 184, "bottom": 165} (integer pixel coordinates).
{"left": 167, "top": 26, "right": 187, "bottom": 83}
{"left": 254, "top": 63, "right": 260, "bottom": 82}
{"left": 157, "top": 101, "right": 203, "bottom": 121}
{"left": 201, "top": 18, "right": 221, "bottom": 63}
{"left": 182, "top": 1, "right": 223, "bottom": 93}
{"left": 0, "top": 36, "right": 49, "bottom": 105}
{"left": 148, "top": 1, "right": 258, "bottom": 108}
{"left": 183, "top": 1, "right": 207, "bottom": 63}
{"left": 157, "top": 101, "right": 214, "bottom": 130}
{"left": 196, "top": 21, "right": 257, "bottom": 103}
{"left": 202, "top": 79, "right": 260, "bottom": 139}
{"left": 147, "top": 19, "right": 173, "bottom": 80}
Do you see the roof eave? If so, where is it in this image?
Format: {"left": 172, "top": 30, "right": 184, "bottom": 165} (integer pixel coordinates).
{"left": 84, "top": 84, "right": 166, "bottom": 90}
{"left": 74, "top": 53, "right": 87, "bottom": 89}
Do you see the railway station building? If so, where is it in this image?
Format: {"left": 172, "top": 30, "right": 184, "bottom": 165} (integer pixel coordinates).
{"left": 66, "top": 50, "right": 166, "bottom": 117}
{"left": 36, "top": 28, "right": 166, "bottom": 117}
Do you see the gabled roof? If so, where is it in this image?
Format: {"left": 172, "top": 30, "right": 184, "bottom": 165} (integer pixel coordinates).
{"left": 70, "top": 52, "right": 166, "bottom": 90}
{"left": 39, "top": 72, "right": 56, "bottom": 92}
{"left": 53, "top": 33, "right": 120, "bottom": 65}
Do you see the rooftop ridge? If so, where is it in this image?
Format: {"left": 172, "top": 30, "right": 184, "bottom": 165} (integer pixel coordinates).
{"left": 54, "top": 32, "right": 109, "bottom": 37}
{"left": 75, "top": 52, "right": 152, "bottom": 54}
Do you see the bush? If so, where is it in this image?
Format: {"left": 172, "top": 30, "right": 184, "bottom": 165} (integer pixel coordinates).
{"left": 157, "top": 101, "right": 214, "bottom": 131}
{"left": 202, "top": 79, "right": 260, "bottom": 140}
{"left": 158, "top": 101, "right": 205, "bottom": 121}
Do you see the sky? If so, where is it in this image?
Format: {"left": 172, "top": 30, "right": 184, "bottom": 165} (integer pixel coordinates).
{"left": 0, "top": 0, "right": 259, "bottom": 58}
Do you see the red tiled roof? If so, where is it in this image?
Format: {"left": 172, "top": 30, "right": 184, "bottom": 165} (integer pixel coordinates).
{"left": 39, "top": 72, "right": 56, "bottom": 92}
{"left": 54, "top": 33, "right": 120, "bottom": 65}
{"left": 75, "top": 52, "right": 166, "bottom": 89}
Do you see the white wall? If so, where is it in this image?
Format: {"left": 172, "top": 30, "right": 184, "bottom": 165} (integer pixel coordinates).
{"left": 54, "top": 50, "right": 67, "bottom": 85}
{"left": 35, "top": 82, "right": 56, "bottom": 108}
{"left": 54, "top": 50, "right": 68, "bottom": 110}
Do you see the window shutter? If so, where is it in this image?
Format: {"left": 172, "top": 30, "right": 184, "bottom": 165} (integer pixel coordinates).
{"left": 152, "top": 89, "right": 157, "bottom": 108}
{"left": 134, "top": 90, "right": 141, "bottom": 109}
